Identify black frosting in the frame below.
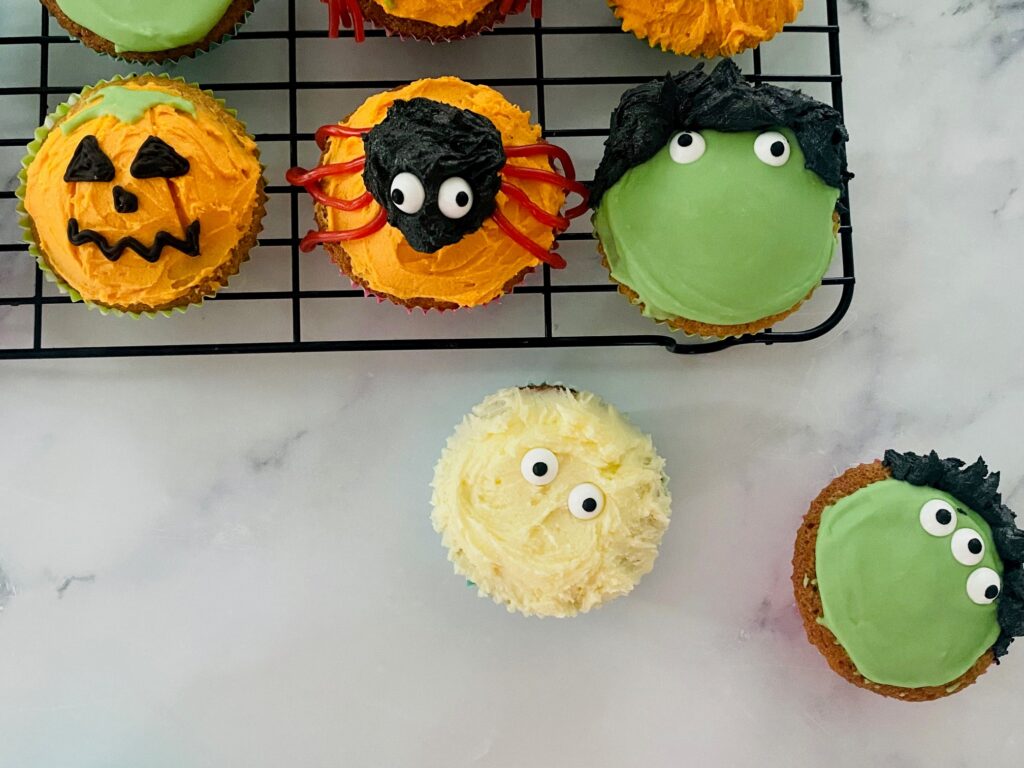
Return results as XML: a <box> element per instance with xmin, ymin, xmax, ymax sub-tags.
<box><xmin>883</xmin><ymin>449</ymin><xmax>1024</xmax><ymax>660</ymax></box>
<box><xmin>67</xmin><ymin>218</ymin><xmax>200</xmax><ymax>263</ymax></box>
<box><xmin>362</xmin><ymin>98</ymin><xmax>505</xmax><ymax>253</ymax></box>
<box><xmin>64</xmin><ymin>135</ymin><xmax>115</xmax><ymax>183</ymax></box>
<box><xmin>589</xmin><ymin>60</ymin><xmax>851</xmax><ymax>206</ymax></box>
<box><xmin>130</xmin><ymin>136</ymin><xmax>190</xmax><ymax>179</ymax></box>
<box><xmin>112</xmin><ymin>185</ymin><xmax>139</xmax><ymax>214</ymax></box>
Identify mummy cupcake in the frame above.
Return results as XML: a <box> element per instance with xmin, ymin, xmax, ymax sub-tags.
<box><xmin>431</xmin><ymin>386</ymin><xmax>672</xmax><ymax>617</ymax></box>
<box><xmin>609</xmin><ymin>0</ymin><xmax>803</xmax><ymax>58</ymax></box>
<box><xmin>287</xmin><ymin>77</ymin><xmax>587</xmax><ymax>311</ymax></box>
<box><xmin>323</xmin><ymin>0</ymin><xmax>540</xmax><ymax>42</ymax></box>
<box><xmin>591</xmin><ymin>61</ymin><xmax>850</xmax><ymax>338</ymax></box>
<box><xmin>793</xmin><ymin>450</ymin><xmax>1024</xmax><ymax>701</ymax></box>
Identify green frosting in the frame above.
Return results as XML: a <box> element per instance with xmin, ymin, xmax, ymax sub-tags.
<box><xmin>55</xmin><ymin>0</ymin><xmax>233</xmax><ymax>53</ymax></box>
<box><xmin>593</xmin><ymin>129</ymin><xmax>839</xmax><ymax>327</ymax></box>
<box><xmin>61</xmin><ymin>86</ymin><xmax>196</xmax><ymax>135</ymax></box>
<box><xmin>816</xmin><ymin>478</ymin><xmax>1003</xmax><ymax>688</ymax></box>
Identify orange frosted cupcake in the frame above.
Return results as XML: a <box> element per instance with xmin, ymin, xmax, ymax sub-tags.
<box><xmin>609</xmin><ymin>0</ymin><xmax>803</xmax><ymax>57</ymax></box>
<box><xmin>287</xmin><ymin>77</ymin><xmax>587</xmax><ymax>311</ymax></box>
<box><xmin>323</xmin><ymin>0</ymin><xmax>540</xmax><ymax>42</ymax></box>
<box><xmin>18</xmin><ymin>75</ymin><xmax>265</xmax><ymax>315</ymax></box>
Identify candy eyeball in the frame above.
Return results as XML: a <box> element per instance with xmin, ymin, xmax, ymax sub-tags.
<box><xmin>951</xmin><ymin>528</ymin><xmax>985</xmax><ymax>566</ymax></box>
<box><xmin>920</xmin><ymin>498</ymin><xmax>957</xmax><ymax>537</ymax></box>
<box><xmin>966</xmin><ymin>567</ymin><xmax>1001</xmax><ymax>605</ymax></box>
<box><xmin>390</xmin><ymin>172</ymin><xmax>425</xmax><ymax>214</ymax></box>
<box><xmin>668</xmin><ymin>131</ymin><xmax>706</xmax><ymax>165</ymax></box>
<box><xmin>521</xmin><ymin>448</ymin><xmax>558</xmax><ymax>486</ymax></box>
<box><xmin>754</xmin><ymin>131</ymin><xmax>791</xmax><ymax>167</ymax></box>
<box><xmin>438</xmin><ymin>177</ymin><xmax>474</xmax><ymax>219</ymax></box>
<box><xmin>568</xmin><ymin>483</ymin><xmax>605</xmax><ymax>520</ymax></box>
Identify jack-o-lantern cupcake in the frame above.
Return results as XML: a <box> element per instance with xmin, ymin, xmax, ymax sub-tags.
<box><xmin>323</xmin><ymin>0</ymin><xmax>539</xmax><ymax>42</ymax></box>
<box><xmin>609</xmin><ymin>0</ymin><xmax>803</xmax><ymax>58</ymax></box>
<box><xmin>287</xmin><ymin>77</ymin><xmax>587</xmax><ymax>311</ymax></box>
<box><xmin>41</xmin><ymin>0</ymin><xmax>256</xmax><ymax>63</ymax></box>
<box><xmin>432</xmin><ymin>386</ymin><xmax>672</xmax><ymax>617</ymax></box>
<box><xmin>18</xmin><ymin>75</ymin><xmax>266</xmax><ymax>315</ymax></box>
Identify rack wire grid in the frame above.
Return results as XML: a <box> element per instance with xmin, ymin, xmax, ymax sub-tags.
<box><xmin>0</xmin><ymin>0</ymin><xmax>854</xmax><ymax>360</ymax></box>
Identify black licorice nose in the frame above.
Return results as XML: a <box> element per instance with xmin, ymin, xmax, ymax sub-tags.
<box><xmin>113</xmin><ymin>185</ymin><xmax>139</xmax><ymax>214</ymax></box>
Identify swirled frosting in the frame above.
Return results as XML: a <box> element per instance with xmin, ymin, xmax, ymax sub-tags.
<box><xmin>431</xmin><ymin>386</ymin><xmax>672</xmax><ymax>617</ymax></box>
<box><xmin>609</xmin><ymin>0</ymin><xmax>803</xmax><ymax>58</ymax></box>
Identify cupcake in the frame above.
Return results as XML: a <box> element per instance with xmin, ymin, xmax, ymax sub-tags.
<box><xmin>19</xmin><ymin>75</ymin><xmax>266</xmax><ymax>315</ymax></box>
<box><xmin>609</xmin><ymin>0</ymin><xmax>803</xmax><ymax>58</ymax></box>
<box><xmin>431</xmin><ymin>386</ymin><xmax>672</xmax><ymax>617</ymax></box>
<box><xmin>590</xmin><ymin>61</ymin><xmax>850</xmax><ymax>338</ymax></box>
<box><xmin>41</xmin><ymin>0</ymin><xmax>256</xmax><ymax>63</ymax></box>
<box><xmin>792</xmin><ymin>450</ymin><xmax>1024</xmax><ymax>701</ymax></box>
<box><xmin>323</xmin><ymin>0</ymin><xmax>539</xmax><ymax>42</ymax></box>
<box><xmin>287</xmin><ymin>77</ymin><xmax>588</xmax><ymax>311</ymax></box>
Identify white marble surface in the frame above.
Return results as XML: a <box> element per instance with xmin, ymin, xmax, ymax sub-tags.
<box><xmin>2</xmin><ymin>1</ymin><xmax>1024</xmax><ymax>765</ymax></box>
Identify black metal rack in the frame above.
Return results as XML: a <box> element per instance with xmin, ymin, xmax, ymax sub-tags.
<box><xmin>0</xmin><ymin>0</ymin><xmax>853</xmax><ymax>359</ymax></box>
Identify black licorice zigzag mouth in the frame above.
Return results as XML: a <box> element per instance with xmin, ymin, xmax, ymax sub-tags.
<box><xmin>67</xmin><ymin>217</ymin><xmax>201</xmax><ymax>263</ymax></box>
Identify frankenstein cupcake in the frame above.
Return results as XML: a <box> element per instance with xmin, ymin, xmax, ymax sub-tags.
<box><xmin>432</xmin><ymin>386</ymin><xmax>672</xmax><ymax>617</ymax></box>
<box><xmin>41</xmin><ymin>0</ymin><xmax>256</xmax><ymax>63</ymax></box>
<box><xmin>19</xmin><ymin>75</ymin><xmax>266</xmax><ymax>314</ymax></box>
<box><xmin>324</xmin><ymin>0</ymin><xmax>539</xmax><ymax>42</ymax></box>
<box><xmin>287</xmin><ymin>77</ymin><xmax>587</xmax><ymax>311</ymax></box>
<box><xmin>793</xmin><ymin>451</ymin><xmax>1024</xmax><ymax>701</ymax></box>
<box><xmin>591</xmin><ymin>61</ymin><xmax>850</xmax><ymax>338</ymax></box>
<box><xmin>609</xmin><ymin>0</ymin><xmax>803</xmax><ymax>58</ymax></box>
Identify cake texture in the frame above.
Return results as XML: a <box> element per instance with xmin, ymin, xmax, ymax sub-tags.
<box><xmin>19</xmin><ymin>75</ymin><xmax>266</xmax><ymax>315</ymax></box>
<box><xmin>287</xmin><ymin>77</ymin><xmax>587</xmax><ymax>311</ymax></box>
<box><xmin>590</xmin><ymin>61</ymin><xmax>850</xmax><ymax>338</ymax></box>
<box><xmin>325</xmin><ymin>0</ymin><xmax>539</xmax><ymax>42</ymax></box>
<box><xmin>431</xmin><ymin>386</ymin><xmax>672</xmax><ymax>617</ymax></box>
<box><xmin>609</xmin><ymin>0</ymin><xmax>803</xmax><ymax>57</ymax></box>
<box><xmin>41</xmin><ymin>0</ymin><xmax>255</xmax><ymax>63</ymax></box>
<box><xmin>792</xmin><ymin>450</ymin><xmax>1024</xmax><ymax>701</ymax></box>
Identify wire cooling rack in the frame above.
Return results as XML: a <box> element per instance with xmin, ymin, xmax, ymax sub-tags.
<box><xmin>0</xmin><ymin>0</ymin><xmax>853</xmax><ymax>359</ymax></box>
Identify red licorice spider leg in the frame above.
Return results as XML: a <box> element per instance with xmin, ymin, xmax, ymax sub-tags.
<box><xmin>323</xmin><ymin>0</ymin><xmax>366</xmax><ymax>41</ymax></box>
<box><xmin>298</xmin><ymin>207</ymin><xmax>388</xmax><ymax>253</ymax></box>
<box><xmin>503</xmin><ymin>143</ymin><xmax>590</xmax><ymax>219</ymax></box>
<box><xmin>315</xmin><ymin>123</ymin><xmax>372</xmax><ymax>151</ymax></box>
<box><xmin>493</xmin><ymin>209</ymin><xmax>567</xmax><ymax>269</ymax></box>
<box><xmin>285</xmin><ymin>157</ymin><xmax>373</xmax><ymax>211</ymax></box>
<box><xmin>500</xmin><ymin>0</ymin><xmax>541</xmax><ymax>18</ymax></box>
<box><xmin>500</xmin><ymin>182</ymin><xmax>569</xmax><ymax>230</ymax></box>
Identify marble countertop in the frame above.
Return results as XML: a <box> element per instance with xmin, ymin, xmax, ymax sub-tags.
<box><xmin>2</xmin><ymin>1</ymin><xmax>1023</xmax><ymax>766</ymax></box>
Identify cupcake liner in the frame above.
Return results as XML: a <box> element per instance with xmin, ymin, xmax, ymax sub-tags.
<box><xmin>17</xmin><ymin>74</ymin><xmax>267</xmax><ymax>319</ymax></box>
<box><xmin>44</xmin><ymin>0</ymin><xmax>260</xmax><ymax>65</ymax></box>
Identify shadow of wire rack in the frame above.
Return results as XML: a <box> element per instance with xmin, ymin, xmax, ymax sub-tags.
<box><xmin>0</xmin><ymin>0</ymin><xmax>853</xmax><ymax>360</ymax></box>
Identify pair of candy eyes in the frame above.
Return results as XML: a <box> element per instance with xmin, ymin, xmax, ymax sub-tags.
<box><xmin>519</xmin><ymin>448</ymin><xmax>605</xmax><ymax>520</ymax></box>
<box><xmin>669</xmin><ymin>130</ymin><xmax>792</xmax><ymax>167</ymax></box>
<box><xmin>390</xmin><ymin>173</ymin><xmax>473</xmax><ymax>219</ymax></box>
<box><xmin>920</xmin><ymin>499</ymin><xmax>1002</xmax><ymax>605</ymax></box>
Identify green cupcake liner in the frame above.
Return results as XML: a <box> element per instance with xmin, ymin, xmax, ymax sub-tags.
<box><xmin>16</xmin><ymin>73</ymin><xmax>266</xmax><ymax>319</ymax></box>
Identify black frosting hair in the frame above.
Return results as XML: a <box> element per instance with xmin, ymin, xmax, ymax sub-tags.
<box><xmin>883</xmin><ymin>449</ymin><xmax>1024</xmax><ymax>660</ymax></box>
<box><xmin>589</xmin><ymin>60</ymin><xmax>851</xmax><ymax>207</ymax></box>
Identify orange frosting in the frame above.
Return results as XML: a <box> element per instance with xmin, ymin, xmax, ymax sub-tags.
<box><xmin>319</xmin><ymin>77</ymin><xmax>565</xmax><ymax>308</ymax></box>
<box><xmin>609</xmin><ymin>0</ymin><xmax>804</xmax><ymax>57</ymax></box>
<box><xmin>372</xmin><ymin>0</ymin><xmax>493</xmax><ymax>27</ymax></box>
<box><xmin>24</xmin><ymin>77</ymin><xmax>261</xmax><ymax>311</ymax></box>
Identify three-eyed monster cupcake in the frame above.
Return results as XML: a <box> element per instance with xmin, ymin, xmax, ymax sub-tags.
<box><xmin>793</xmin><ymin>450</ymin><xmax>1024</xmax><ymax>701</ymax></box>
<box><xmin>287</xmin><ymin>77</ymin><xmax>588</xmax><ymax>311</ymax></box>
<box><xmin>41</xmin><ymin>0</ymin><xmax>256</xmax><ymax>63</ymax></box>
<box><xmin>609</xmin><ymin>0</ymin><xmax>803</xmax><ymax>58</ymax></box>
<box><xmin>590</xmin><ymin>61</ymin><xmax>850</xmax><ymax>338</ymax></box>
<box><xmin>323</xmin><ymin>0</ymin><xmax>540</xmax><ymax>42</ymax></box>
<box><xmin>431</xmin><ymin>386</ymin><xmax>672</xmax><ymax>617</ymax></box>
<box><xmin>19</xmin><ymin>75</ymin><xmax>266</xmax><ymax>314</ymax></box>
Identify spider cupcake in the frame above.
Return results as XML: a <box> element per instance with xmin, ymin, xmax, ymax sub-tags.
<box><xmin>287</xmin><ymin>77</ymin><xmax>587</xmax><ymax>311</ymax></box>
<box><xmin>322</xmin><ymin>0</ymin><xmax>540</xmax><ymax>42</ymax></box>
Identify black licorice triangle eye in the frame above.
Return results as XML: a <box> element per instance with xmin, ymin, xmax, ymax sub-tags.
<box><xmin>64</xmin><ymin>135</ymin><xmax>115</xmax><ymax>182</ymax></box>
<box><xmin>130</xmin><ymin>136</ymin><xmax>190</xmax><ymax>179</ymax></box>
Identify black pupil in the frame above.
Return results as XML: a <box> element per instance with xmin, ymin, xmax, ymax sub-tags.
<box><xmin>677</xmin><ymin>133</ymin><xmax>694</xmax><ymax>147</ymax></box>
<box><xmin>455</xmin><ymin>191</ymin><xmax>470</xmax><ymax>207</ymax></box>
<box><xmin>392</xmin><ymin>188</ymin><xmax>405</xmax><ymax>205</ymax></box>
<box><xmin>968</xmin><ymin>538</ymin><xmax>983</xmax><ymax>555</ymax></box>
<box><xmin>770</xmin><ymin>141</ymin><xmax>786</xmax><ymax>157</ymax></box>
<box><xmin>532</xmin><ymin>462</ymin><xmax>548</xmax><ymax>477</ymax></box>
<box><xmin>935</xmin><ymin>509</ymin><xmax>952</xmax><ymax>526</ymax></box>
<box><xmin>582</xmin><ymin>497</ymin><xmax>598</xmax><ymax>513</ymax></box>
<box><xmin>985</xmin><ymin>585</ymin><xmax>1000</xmax><ymax>600</ymax></box>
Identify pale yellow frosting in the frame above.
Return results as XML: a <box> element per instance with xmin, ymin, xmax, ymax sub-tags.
<box><xmin>431</xmin><ymin>387</ymin><xmax>672</xmax><ymax>617</ymax></box>
<box><xmin>373</xmin><ymin>0</ymin><xmax>493</xmax><ymax>27</ymax></box>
